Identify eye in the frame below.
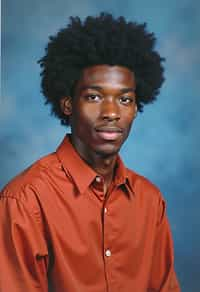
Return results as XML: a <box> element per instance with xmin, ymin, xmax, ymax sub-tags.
<box><xmin>119</xmin><ymin>96</ymin><xmax>134</xmax><ymax>105</ymax></box>
<box><xmin>84</xmin><ymin>94</ymin><xmax>101</xmax><ymax>102</ymax></box>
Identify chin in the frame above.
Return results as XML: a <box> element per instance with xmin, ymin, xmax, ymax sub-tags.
<box><xmin>94</xmin><ymin>144</ymin><xmax>121</xmax><ymax>157</ymax></box>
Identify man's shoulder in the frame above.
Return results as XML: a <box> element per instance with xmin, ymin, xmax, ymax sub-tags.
<box><xmin>126</xmin><ymin>167</ymin><xmax>163</xmax><ymax>200</ymax></box>
<box><xmin>0</xmin><ymin>152</ymin><xmax>60</xmax><ymax>200</ymax></box>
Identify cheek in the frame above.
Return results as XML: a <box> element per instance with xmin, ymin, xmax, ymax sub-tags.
<box><xmin>122</xmin><ymin>110</ymin><xmax>135</xmax><ymax>125</ymax></box>
<box><xmin>120</xmin><ymin>111</ymin><xmax>136</xmax><ymax>137</ymax></box>
<box><xmin>73</xmin><ymin>105</ymin><xmax>98</xmax><ymax>130</ymax></box>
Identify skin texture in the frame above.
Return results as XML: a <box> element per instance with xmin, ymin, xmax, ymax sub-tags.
<box><xmin>60</xmin><ymin>65</ymin><xmax>137</xmax><ymax>192</ymax></box>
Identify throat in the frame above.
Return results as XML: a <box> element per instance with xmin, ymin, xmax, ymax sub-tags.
<box><xmin>88</xmin><ymin>154</ymin><xmax>116</xmax><ymax>175</ymax></box>
<box><xmin>69</xmin><ymin>134</ymin><xmax>117</xmax><ymax>190</ymax></box>
<box><xmin>91</xmin><ymin>156</ymin><xmax>117</xmax><ymax>193</ymax></box>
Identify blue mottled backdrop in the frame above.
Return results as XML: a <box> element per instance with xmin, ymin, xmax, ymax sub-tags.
<box><xmin>1</xmin><ymin>0</ymin><xmax>200</xmax><ymax>291</ymax></box>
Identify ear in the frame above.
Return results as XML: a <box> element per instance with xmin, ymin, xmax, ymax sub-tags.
<box><xmin>134</xmin><ymin>104</ymin><xmax>138</xmax><ymax>118</ymax></box>
<box><xmin>60</xmin><ymin>96</ymin><xmax>72</xmax><ymax>116</ymax></box>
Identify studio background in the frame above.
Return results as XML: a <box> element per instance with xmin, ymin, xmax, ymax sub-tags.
<box><xmin>1</xmin><ymin>0</ymin><xmax>200</xmax><ymax>291</ymax></box>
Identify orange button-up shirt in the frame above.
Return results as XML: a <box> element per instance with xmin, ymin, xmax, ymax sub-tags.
<box><xmin>0</xmin><ymin>135</ymin><xmax>180</xmax><ymax>292</ymax></box>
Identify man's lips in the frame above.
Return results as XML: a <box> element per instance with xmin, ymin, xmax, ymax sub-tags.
<box><xmin>95</xmin><ymin>126</ymin><xmax>123</xmax><ymax>141</ymax></box>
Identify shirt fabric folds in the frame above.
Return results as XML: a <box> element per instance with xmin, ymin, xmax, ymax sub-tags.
<box><xmin>0</xmin><ymin>135</ymin><xmax>180</xmax><ymax>292</ymax></box>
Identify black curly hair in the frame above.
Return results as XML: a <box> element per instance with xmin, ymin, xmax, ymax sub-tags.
<box><xmin>38</xmin><ymin>12</ymin><xmax>165</xmax><ymax>126</ymax></box>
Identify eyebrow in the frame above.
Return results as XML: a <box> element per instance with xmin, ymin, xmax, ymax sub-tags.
<box><xmin>80</xmin><ymin>85</ymin><xmax>136</xmax><ymax>93</ymax></box>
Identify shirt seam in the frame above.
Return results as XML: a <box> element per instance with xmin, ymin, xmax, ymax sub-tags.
<box><xmin>1</xmin><ymin>188</ymin><xmax>43</xmax><ymax>229</ymax></box>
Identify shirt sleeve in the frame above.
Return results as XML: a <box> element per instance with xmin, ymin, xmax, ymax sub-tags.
<box><xmin>148</xmin><ymin>195</ymin><xmax>181</xmax><ymax>292</ymax></box>
<box><xmin>0</xmin><ymin>188</ymin><xmax>49</xmax><ymax>292</ymax></box>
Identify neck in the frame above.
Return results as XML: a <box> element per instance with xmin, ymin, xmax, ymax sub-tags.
<box><xmin>85</xmin><ymin>154</ymin><xmax>118</xmax><ymax>194</ymax></box>
<box><xmin>89</xmin><ymin>154</ymin><xmax>117</xmax><ymax>180</ymax></box>
<box><xmin>69</xmin><ymin>135</ymin><xmax>118</xmax><ymax>192</ymax></box>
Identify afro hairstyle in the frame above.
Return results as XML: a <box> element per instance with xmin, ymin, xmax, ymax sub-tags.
<box><xmin>38</xmin><ymin>12</ymin><xmax>165</xmax><ymax>126</ymax></box>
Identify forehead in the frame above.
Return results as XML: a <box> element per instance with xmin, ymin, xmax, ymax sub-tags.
<box><xmin>76</xmin><ymin>65</ymin><xmax>136</xmax><ymax>90</ymax></box>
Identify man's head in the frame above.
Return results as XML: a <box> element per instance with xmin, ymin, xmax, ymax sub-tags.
<box><xmin>38</xmin><ymin>12</ymin><xmax>165</xmax><ymax>127</ymax></box>
<box><xmin>60</xmin><ymin>64</ymin><xmax>137</xmax><ymax>157</ymax></box>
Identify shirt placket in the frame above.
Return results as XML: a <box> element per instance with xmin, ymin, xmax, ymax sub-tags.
<box><xmin>102</xmin><ymin>182</ymin><xmax>117</xmax><ymax>292</ymax></box>
<box><xmin>92</xmin><ymin>176</ymin><xmax>119</xmax><ymax>292</ymax></box>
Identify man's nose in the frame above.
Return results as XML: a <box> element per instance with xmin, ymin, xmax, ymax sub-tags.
<box><xmin>100</xmin><ymin>98</ymin><xmax>120</xmax><ymax>121</ymax></box>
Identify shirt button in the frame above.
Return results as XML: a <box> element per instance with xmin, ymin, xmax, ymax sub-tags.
<box><xmin>95</xmin><ymin>176</ymin><xmax>101</xmax><ymax>183</ymax></box>
<box><xmin>105</xmin><ymin>249</ymin><xmax>111</xmax><ymax>257</ymax></box>
<box><xmin>104</xmin><ymin>207</ymin><xmax>108</xmax><ymax>214</ymax></box>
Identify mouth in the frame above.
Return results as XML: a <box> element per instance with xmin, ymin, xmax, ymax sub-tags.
<box><xmin>95</xmin><ymin>126</ymin><xmax>123</xmax><ymax>141</ymax></box>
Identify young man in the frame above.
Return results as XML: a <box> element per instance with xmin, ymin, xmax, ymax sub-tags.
<box><xmin>0</xmin><ymin>13</ymin><xmax>180</xmax><ymax>292</ymax></box>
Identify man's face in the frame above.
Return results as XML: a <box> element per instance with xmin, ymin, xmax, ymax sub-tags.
<box><xmin>64</xmin><ymin>65</ymin><xmax>137</xmax><ymax>159</ymax></box>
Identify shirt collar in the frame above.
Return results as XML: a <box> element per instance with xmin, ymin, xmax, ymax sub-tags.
<box><xmin>56</xmin><ymin>135</ymin><xmax>135</xmax><ymax>197</ymax></box>
<box><xmin>56</xmin><ymin>135</ymin><xmax>97</xmax><ymax>194</ymax></box>
<box><xmin>114</xmin><ymin>156</ymin><xmax>135</xmax><ymax>197</ymax></box>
